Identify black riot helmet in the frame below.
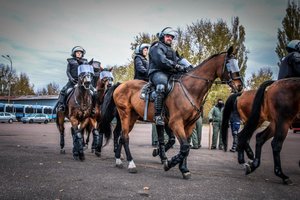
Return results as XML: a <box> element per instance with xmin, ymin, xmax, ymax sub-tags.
<box><xmin>71</xmin><ymin>46</ymin><xmax>86</xmax><ymax>57</ymax></box>
<box><xmin>157</xmin><ymin>27</ymin><xmax>177</xmax><ymax>42</ymax></box>
<box><xmin>134</xmin><ymin>43</ymin><xmax>150</xmax><ymax>55</ymax></box>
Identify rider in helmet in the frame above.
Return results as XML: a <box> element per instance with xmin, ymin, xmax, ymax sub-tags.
<box><xmin>278</xmin><ymin>40</ymin><xmax>300</xmax><ymax>80</ymax></box>
<box><xmin>56</xmin><ymin>46</ymin><xmax>88</xmax><ymax>111</ymax></box>
<box><xmin>134</xmin><ymin>43</ymin><xmax>150</xmax><ymax>81</ymax></box>
<box><xmin>148</xmin><ymin>27</ymin><xmax>193</xmax><ymax>125</ymax></box>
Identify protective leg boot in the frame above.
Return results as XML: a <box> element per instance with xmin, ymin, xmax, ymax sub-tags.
<box><xmin>154</xmin><ymin>85</ymin><xmax>165</xmax><ymax>126</ymax></box>
<box><xmin>230</xmin><ymin>134</ymin><xmax>238</xmax><ymax>152</ymax></box>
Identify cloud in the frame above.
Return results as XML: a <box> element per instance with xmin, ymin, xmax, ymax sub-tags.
<box><xmin>0</xmin><ymin>0</ymin><xmax>289</xmax><ymax>89</ymax></box>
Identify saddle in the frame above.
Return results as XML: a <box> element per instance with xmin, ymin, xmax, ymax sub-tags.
<box><xmin>140</xmin><ymin>75</ymin><xmax>179</xmax><ymax>120</ymax></box>
<box><xmin>65</xmin><ymin>86</ymin><xmax>95</xmax><ymax>105</ymax></box>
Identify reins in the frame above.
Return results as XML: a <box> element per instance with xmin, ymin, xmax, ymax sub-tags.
<box><xmin>174</xmin><ymin>52</ymin><xmax>232</xmax><ymax>114</ymax></box>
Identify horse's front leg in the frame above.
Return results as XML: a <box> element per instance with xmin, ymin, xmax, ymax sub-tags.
<box><xmin>156</xmin><ymin>125</ymin><xmax>168</xmax><ymax>164</ymax></box>
<box><xmin>245</xmin><ymin>127</ymin><xmax>271</xmax><ymax>175</ymax></box>
<box><xmin>164</xmin><ymin>141</ymin><xmax>191</xmax><ymax>179</ymax></box>
<box><xmin>70</xmin><ymin>117</ymin><xmax>85</xmax><ymax>161</ymax></box>
<box><xmin>163</xmin><ymin>121</ymin><xmax>191</xmax><ymax>179</ymax></box>
<box><xmin>88</xmin><ymin>118</ymin><xmax>101</xmax><ymax>157</ymax></box>
<box><xmin>152</xmin><ymin>124</ymin><xmax>175</xmax><ymax>158</ymax></box>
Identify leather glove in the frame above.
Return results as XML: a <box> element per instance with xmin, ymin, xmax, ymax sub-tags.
<box><xmin>209</xmin><ymin>118</ymin><xmax>213</xmax><ymax>123</ymax></box>
<box><xmin>175</xmin><ymin>64</ymin><xmax>186</xmax><ymax>72</ymax></box>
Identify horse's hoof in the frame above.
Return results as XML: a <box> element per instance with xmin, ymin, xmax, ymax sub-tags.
<box><xmin>73</xmin><ymin>155</ymin><xmax>79</xmax><ymax>160</ymax></box>
<box><xmin>182</xmin><ymin>172</ymin><xmax>191</xmax><ymax>180</ymax></box>
<box><xmin>79</xmin><ymin>152</ymin><xmax>85</xmax><ymax>161</ymax></box>
<box><xmin>244</xmin><ymin>163</ymin><xmax>252</xmax><ymax>175</ymax></box>
<box><xmin>60</xmin><ymin>149</ymin><xmax>65</xmax><ymax>154</ymax></box>
<box><xmin>128</xmin><ymin>167</ymin><xmax>137</xmax><ymax>173</ymax></box>
<box><xmin>95</xmin><ymin>151</ymin><xmax>101</xmax><ymax>157</ymax></box>
<box><xmin>116</xmin><ymin>163</ymin><xmax>123</xmax><ymax>168</ymax></box>
<box><xmin>164</xmin><ymin>161</ymin><xmax>170</xmax><ymax>171</ymax></box>
<box><xmin>152</xmin><ymin>148</ymin><xmax>159</xmax><ymax>157</ymax></box>
<box><xmin>283</xmin><ymin>178</ymin><xmax>293</xmax><ymax>185</ymax></box>
<box><xmin>79</xmin><ymin>155</ymin><xmax>85</xmax><ymax>161</ymax></box>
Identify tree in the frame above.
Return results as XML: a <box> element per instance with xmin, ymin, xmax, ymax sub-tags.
<box><xmin>246</xmin><ymin>67</ymin><xmax>273</xmax><ymax>89</ymax></box>
<box><xmin>0</xmin><ymin>64</ymin><xmax>18</xmax><ymax>96</ymax></box>
<box><xmin>12</xmin><ymin>72</ymin><xmax>35</xmax><ymax>95</ymax></box>
<box><xmin>36</xmin><ymin>82</ymin><xmax>60</xmax><ymax>95</ymax></box>
<box><xmin>47</xmin><ymin>82</ymin><xmax>60</xmax><ymax>95</ymax></box>
<box><xmin>276</xmin><ymin>1</ymin><xmax>300</xmax><ymax>60</ymax></box>
<box><xmin>186</xmin><ymin>17</ymin><xmax>247</xmax><ymax>76</ymax></box>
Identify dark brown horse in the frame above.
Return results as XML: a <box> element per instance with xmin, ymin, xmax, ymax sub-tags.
<box><xmin>222</xmin><ymin>78</ymin><xmax>300</xmax><ymax>184</ymax></box>
<box><xmin>85</xmin><ymin>67</ymin><xmax>114</xmax><ymax>154</ymax></box>
<box><xmin>101</xmin><ymin>46</ymin><xmax>243</xmax><ymax>179</ymax></box>
<box><xmin>56</xmin><ymin>64</ymin><xmax>100</xmax><ymax>160</ymax></box>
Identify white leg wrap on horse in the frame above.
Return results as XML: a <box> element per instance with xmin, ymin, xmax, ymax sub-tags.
<box><xmin>128</xmin><ymin>160</ymin><xmax>136</xmax><ymax>169</ymax></box>
<box><xmin>116</xmin><ymin>158</ymin><xmax>122</xmax><ymax>165</ymax></box>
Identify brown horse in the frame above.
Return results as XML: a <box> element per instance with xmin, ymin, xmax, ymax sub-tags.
<box><xmin>56</xmin><ymin>64</ymin><xmax>100</xmax><ymax>160</ymax></box>
<box><xmin>100</xmin><ymin>46</ymin><xmax>243</xmax><ymax>179</ymax></box>
<box><xmin>222</xmin><ymin>78</ymin><xmax>300</xmax><ymax>184</ymax></box>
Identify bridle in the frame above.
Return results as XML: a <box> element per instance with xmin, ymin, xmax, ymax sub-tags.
<box><xmin>174</xmin><ymin>52</ymin><xmax>243</xmax><ymax>115</ymax></box>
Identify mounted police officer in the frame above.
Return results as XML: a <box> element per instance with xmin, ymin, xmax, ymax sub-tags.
<box><xmin>278</xmin><ymin>40</ymin><xmax>300</xmax><ymax>80</ymax></box>
<box><xmin>134</xmin><ymin>43</ymin><xmax>150</xmax><ymax>81</ymax></box>
<box><xmin>57</xmin><ymin>46</ymin><xmax>88</xmax><ymax>111</ymax></box>
<box><xmin>148</xmin><ymin>27</ymin><xmax>193</xmax><ymax>126</ymax></box>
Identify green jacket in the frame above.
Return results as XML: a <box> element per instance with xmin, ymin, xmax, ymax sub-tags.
<box><xmin>208</xmin><ymin>106</ymin><xmax>224</xmax><ymax>122</ymax></box>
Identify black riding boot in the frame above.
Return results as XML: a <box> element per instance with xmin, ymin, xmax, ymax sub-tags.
<box><xmin>154</xmin><ymin>91</ymin><xmax>165</xmax><ymax>126</ymax></box>
<box><xmin>57</xmin><ymin>92</ymin><xmax>66</xmax><ymax>112</ymax></box>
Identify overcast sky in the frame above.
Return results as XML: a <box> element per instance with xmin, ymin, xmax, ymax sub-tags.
<box><xmin>0</xmin><ymin>0</ymin><xmax>289</xmax><ymax>90</ymax></box>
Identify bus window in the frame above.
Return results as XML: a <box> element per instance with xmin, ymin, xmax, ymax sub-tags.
<box><xmin>5</xmin><ymin>104</ymin><xmax>13</xmax><ymax>113</ymax></box>
<box><xmin>25</xmin><ymin>105</ymin><xmax>34</xmax><ymax>116</ymax></box>
<box><xmin>0</xmin><ymin>103</ymin><xmax>4</xmax><ymax>112</ymax></box>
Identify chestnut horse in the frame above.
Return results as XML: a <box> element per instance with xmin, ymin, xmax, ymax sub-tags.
<box><xmin>222</xmin><ymin>78</ymin><xmax>300</xmax><ymax>184</ymax></box>
<box><xmin>101</xmin><ymin>46</ymin><xmax>243</xmax><ymax>179</ymax></box>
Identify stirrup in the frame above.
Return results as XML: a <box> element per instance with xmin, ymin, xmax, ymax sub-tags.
<box><xmin>154</xmin><ymin>116</ymin><xmax>164</xmax><ymax>126</ymax></box>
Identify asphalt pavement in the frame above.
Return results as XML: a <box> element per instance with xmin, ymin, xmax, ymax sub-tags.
<box><xmin>0</xmin><ymin>122</ymin><xmax>299</xmax><ymax>200</ymax></box>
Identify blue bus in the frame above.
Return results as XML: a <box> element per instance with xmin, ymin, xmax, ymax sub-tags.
<box><xmin>0</xmin><ymin>103</ymin><xmax>14</xmax><ymax>113</ymax></box>
<box><xmin>0</xmin><ymin>103</ymin><xmax>56</xmax><ymax>121</ymax></box>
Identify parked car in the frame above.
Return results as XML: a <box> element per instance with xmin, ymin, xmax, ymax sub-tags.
<box><xmin>21</xmin><ymin>113</ymin><xmax>49</xmax><ymax>124</ymax></box>
<box><xmin>0</xmin><ymin>112</ymin><xmax>17</xmax><ymax>123</ymax></box>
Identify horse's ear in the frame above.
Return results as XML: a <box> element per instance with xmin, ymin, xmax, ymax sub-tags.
<box><xmin>88</xmin><ymin>59</ymin><xmax>94</xmax><ymax>65</ymax></box>
<box><xmin>227</xmin><ymin>46</ymin><xmax>234</xmax><ymax>55</ymax></box>
<box><xmin>109</xmin><ymin>67</ymin><xmax>113</xmax><ymax>72</ymax></box>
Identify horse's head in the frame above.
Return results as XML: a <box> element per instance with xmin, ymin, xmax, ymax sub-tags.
<box><xmin>78</xmin><ymin>64</ymin><xmax>94</xmax><ymax>90</ymax></box>
<box><xmin>97</xmin><ymin>67</ymin><xmax>114</xmax><ymax>91</ymax></box>
<box><xmin>218</xmin><ymin>46</ymin><xmax>244</xmax><ymax>93</ymax></box>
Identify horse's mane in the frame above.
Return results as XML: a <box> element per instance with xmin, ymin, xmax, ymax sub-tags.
<box><xmin>189</xmin><ymin>52</ymin><xmax>226</xmax><ymax>72</ymax></box>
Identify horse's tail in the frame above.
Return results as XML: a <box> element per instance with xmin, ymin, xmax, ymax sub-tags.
<box><xmin>221</xmin><ymin>92</ymin><xmax>242</xmax><ymax>151</ymax></box>
<box><xmin>238</xmin><ymin>80</ymin><xmax>275</xmax><ymax>148</ymax></box>
<box><xmin>99</xmin><ymin>82</ymin><xmax>121</xmax><ymax>144</ymax></box>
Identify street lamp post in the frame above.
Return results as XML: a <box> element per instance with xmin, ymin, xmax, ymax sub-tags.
<box><xmin>2</xmin><ymin>55</ymin><xmax>13</xmax><ymax>104</ymax></box>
